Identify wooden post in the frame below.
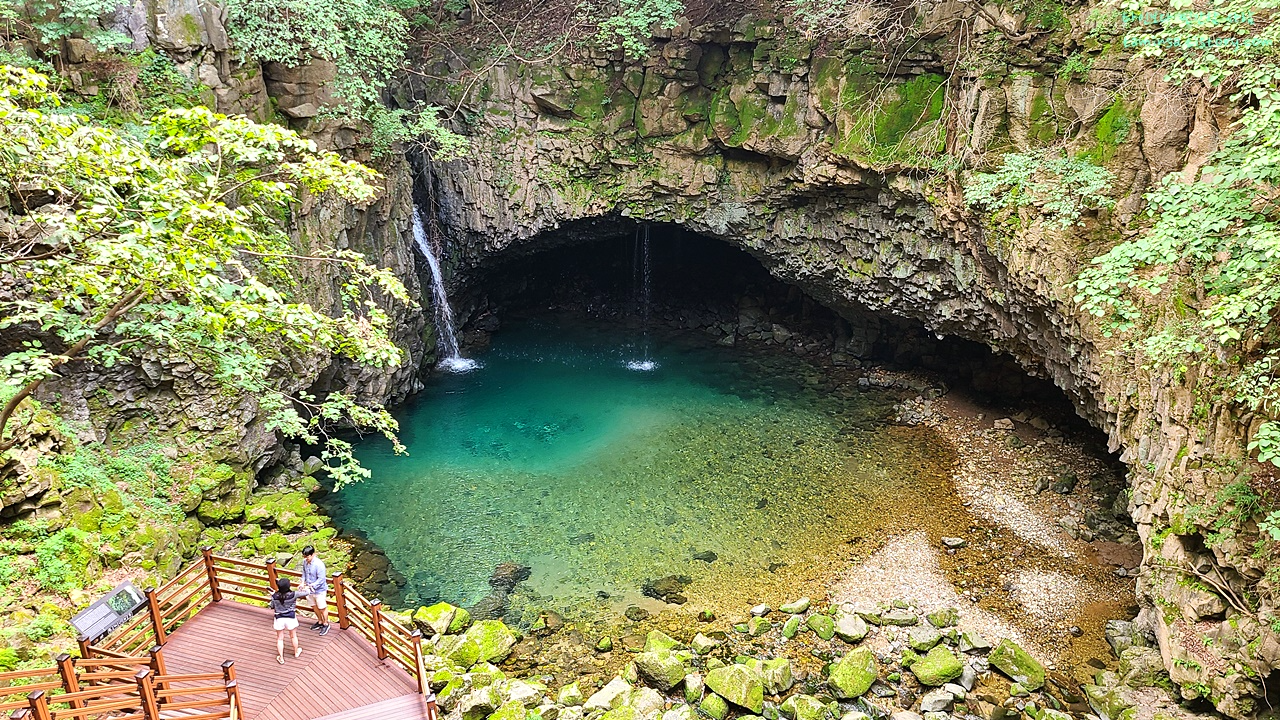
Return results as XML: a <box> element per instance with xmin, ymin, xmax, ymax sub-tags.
<box><xmin>145</xmin><ymin>588</ymin><xmax>166</xmax><ymax>646</ymax></box>
<box><xmin>136</xmin><ymin>668</ymin><xmax>160</xmax><ymax>720</ymax></box>
<box><xmin>226</xmin><ymin>680</ymin><xmax>244</xmax><ymax>720</ymax></box>
<box><xmin>332</xmin><ymin>573</ymin><xmax>349</xmax><ymax>630</ymax></box>
<box><xmin>55</xmin><ymin>654</ymin><xmax>82</xmax><ymax>708</ymax></box>
<box><xmin>265</xmin><ymin>558</ymin><xmax>279</xmax><ymax>592</ymax></box>
<box><xmin>202</xmin><ymin>547</ymin><xmax>222</xmax><ymax>602</ymax></box>
<box><xmin>76</xmin><ymin>635</ymin><xmax>92</xmax><ymax>660</ymax></box>
<box><xmin>370</xmin><ymin>599</ymin><xmax>387</xmax><ymax>659</ymax></box>
<box><xmin>150</xmin><ymin>645</ymin><xmax>168</xmax><ymax>707</ymax></box>
<box><xmin>425</xmin><ymin>692</ymin><xmax>439</xmax><ymax>720</ymax></box>
<box><xmin>11</xmin><ymin>709</ymin><xmax>32</xmax><ymax>719</ymax></box>
<box><xmin>25</xmin><ymin>691</ymin><xmax>52</xmax><ymax>720</ymax></box>
<box><xmin>221</xmin><ymin>660</ymin><xmax>236</xmax><ymax>684</ymax></box>
<box><xmin>410</xmin><ymin>629</ymin><xmax>426</xmax><ymax>694</ymax></box>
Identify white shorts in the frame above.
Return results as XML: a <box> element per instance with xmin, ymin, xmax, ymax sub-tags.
<box><xmin>274</xmin><ymin>617</ymin><xmax>299</xmax><ymax>631</ymax></box>
<box><xmin>304</xmin><ymin>591</ymin><xmax>328</xmax><ymax>610</ymax></box>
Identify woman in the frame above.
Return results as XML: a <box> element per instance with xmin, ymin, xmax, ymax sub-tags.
<box><xmin>269</xmin><ymin>577</ymin><xmax>303</xmax><ymax>664</ymax></box>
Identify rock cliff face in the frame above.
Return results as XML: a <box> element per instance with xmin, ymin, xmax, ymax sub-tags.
<box><xmin>401</xmin><ymin>11</ymin><xmax>1278</xmax><ymax>717</ymax></box>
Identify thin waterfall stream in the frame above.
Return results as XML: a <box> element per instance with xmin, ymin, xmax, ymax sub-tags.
<box><xmin>626</xmin><ymin>223</ymin><xmax>657</xmax><ymax>372</ymax></box>
<box><xmin>411</xmin><ymin>206</ymin><xmax>479</xmax><ymax>373</ymax></box>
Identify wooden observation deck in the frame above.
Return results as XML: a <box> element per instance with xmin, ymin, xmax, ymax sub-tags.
<box><xmin>2</xmin><ymin>550</ymin><xmax>435</xmax><ymax>720</ymax></box>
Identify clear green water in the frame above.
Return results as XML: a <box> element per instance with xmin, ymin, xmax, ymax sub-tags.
<box><xmin>331</xmin><ymin>317</ymin><xmax>950</xmax><ymax>620</ymax></box>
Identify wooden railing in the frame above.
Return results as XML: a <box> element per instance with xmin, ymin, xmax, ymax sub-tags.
<box><xmin>86</xmin><ymin>549</ymin><xmax>429</xmax><ymax>696</ymax></box>
<box><xmin>0</xmin><ymin>652</ymin><xmax>157</xmax><ymax>715</ymax></box>
<box><xmin>3</xmin><ymin>658</ymin><xmax>241</xmax><ymax>720</ymax></box>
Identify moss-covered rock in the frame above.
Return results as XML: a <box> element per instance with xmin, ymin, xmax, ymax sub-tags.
<box><xmin>926</xmin><ymin>608</ymin><xmax>959</xmax><ymax>628</ymax></box>
<box><xmin>806</xmin><ymin>613</ymin><xmax>835</xmax><ymax>640</ymax></box>
<box><xmin>780</xmin><ymin>694</ymin><xmax>831</xmax><ymax>720</ymax></box>
<box><xmin>828</xmin><ymin>647</ymin><xmax>877</xmax><ymax>699</ymax></box>
<box><xmin>704</xmin><ymin>664</ymin><xmax>764</xmax><ymax>713</ymax></box>
<box><xmin>910</xmin><ymin>646</ymin><xmax>964</xmax><ymax>686</ymax></box>
<box><xmin>988</xmin><ymin>639</ymin><xmax>1044</xmax><ymax>690</ymax></box>
<box><xmin>464</xmin><ymin>620</ymin><xmax>518</xmax><ymax>664</ymax></box>
<box><xmin>558</xmin><ymin>682</ymin><xmax>585</xmax><ymax>706</ymax></box>
<box><xmin>489</xmin><ymin>700</ymin><xmax>528</xmax><ymax>720</ymax></box>
<box><xmin>644</xmin><ymin>629</ymin><xmax>680</xmax><ymax>652</ymax></box>
<box><xmin>699</xmin><ymin>693</ymin><xmax>729</xmax><ymax>720</ymax></box>
<box><xmin>635</xmin><ymin>649</ymin><xmax>687</xmax><ymax>691</ymax></box>
<box><xmin>415</xmin><ymin>601</ymin><xmax>460</xmax><ymax>635</ymax></box>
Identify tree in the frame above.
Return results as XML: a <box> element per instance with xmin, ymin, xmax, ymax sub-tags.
<box><xmin>0</xmin><ymin>65</ymin><xmax>409</xmax><ymax>489</ymax></box>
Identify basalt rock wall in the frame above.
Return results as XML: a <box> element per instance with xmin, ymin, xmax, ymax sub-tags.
<box><xmin>404</xmin><ymin>10</ymin><xmax>1278</xmax><ymax>717</ymax></box>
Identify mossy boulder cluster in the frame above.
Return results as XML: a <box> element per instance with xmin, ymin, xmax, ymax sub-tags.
<box><xmin>428</xmin><ymin>597</ymin><xmax>1126</xmax><ymax>720</ymax></box>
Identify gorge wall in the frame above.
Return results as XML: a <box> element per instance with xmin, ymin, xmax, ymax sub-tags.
<box><xmin>398</xmin><ymin>8</ymin><xmax>1278</xmax><ymax>718</ymax></box>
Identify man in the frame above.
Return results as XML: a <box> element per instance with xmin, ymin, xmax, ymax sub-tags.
<box><xmin>299</xmin><ymin>545</ymin><xmax>331</xmax><ymax>635</ymax></box>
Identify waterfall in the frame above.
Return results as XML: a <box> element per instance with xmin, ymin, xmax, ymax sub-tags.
<box><xmin>626</xmin><ymin>223</ymin><xmax>658</xmax><ymax>372</ymax></box>
<box><xmin>411</xmin><ymin>206</ymin><xmax>479</xmax><ymax>373</ymax></box>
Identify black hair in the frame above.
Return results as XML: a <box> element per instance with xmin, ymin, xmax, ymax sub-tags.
<box><xmin>302</xmin><ymin>545</ymin><xmax>316</xmax><ymax>557</ymax></box>
<box><xmin>274</xmin><ymin>577</ymin><xmax>292</xmax><ymax>602</ymax></box>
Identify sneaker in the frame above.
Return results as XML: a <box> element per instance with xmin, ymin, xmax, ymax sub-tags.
<box><xmin>318</xmin><ymin>624</ymin><xmax>330</xmax><ymax>636</ymax></box>
<box><xmin>309</xmin><ymin>622</ymin><xmax>323</xmax><ymax>631</ymax></box>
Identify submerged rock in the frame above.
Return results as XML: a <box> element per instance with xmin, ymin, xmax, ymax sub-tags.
<box><xmin>693</xmin><ymin>550</ymin><xmax>719</xmax><ymax>563</ymax></box>
<box><xmin>489</xmin><ymin>562</ymin><xmax>532</xmax><ymax>593</ymax></box>
<box><xmin>643</xmin><ymin>575</ymin><xmax>691</xmax><ymax>604</ymax></box>
<box><xmin>625</xmin><ymin>606</ymin><xmax>650</xmax><ymax>622</ymax></box>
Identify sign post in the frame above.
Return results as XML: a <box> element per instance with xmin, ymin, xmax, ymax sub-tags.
<box><xmin>70</xmin><ymin>581</ymin><xmax>146</xmax><ymax>644</ymax></box>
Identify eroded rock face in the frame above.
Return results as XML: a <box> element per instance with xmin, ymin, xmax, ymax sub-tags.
<box><xmin>401</xmin><ymin>14</ymin><xmax>1276</xmax><ymax>717</ymax></box>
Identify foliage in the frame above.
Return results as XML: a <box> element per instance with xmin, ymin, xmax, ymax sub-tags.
<box><xmin>966</xmin><ymin>150</ymin><xmax>1116</xmax><ymax>228</ymax></box>
<box><xmin>787</xmin><ymin>0</ymin><xmax>894</xmax><ymax>40</ymax></box>
<box><xmin>0</xmin><ymin>65</ymin><xmax>410</xmax><ymax>488</ymax></box>
<box><xmin>1057</xmin><ymin>52</ymin><xmax>1095</xmax><ymax>78</ymax></box>
<box><xmin>222</xmin><ymin>0</ymin><xmax>467</xmax><ymax>159</ymax></box>
<box><xmin>33</xmin><ymin>527</ymin><xmax>93</xmax><ymax>592</ymax></box>
<box><xmin>595</xmin><ymin>0</ymin><xmax>682</xmax><ymax>59</ymax></box>
<box><xmin>0</xmin><ymin>0</ymin><xmax>132</xmax><ymax>51</ymax></box>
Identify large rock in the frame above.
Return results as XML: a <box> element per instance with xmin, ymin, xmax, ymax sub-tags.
<box><xmin>745</xmin><ymin>657</ymin><xmax>794</xmax><ymax>694</ymax></box>
<box><xmin>465</xmin><ymin>620</ymin><xmax>518</xmax><ymax>663</ymax></box>
<box><xmin>988</xmin><ymin>639</ymin><xmax>1044</xmax><ymax>690</ymax></box>
<box><xmin>459</xmin><ymin>685</ymin><xmax>502</xmax><ymax>720</ymax></box>
<box><xmin>910</xmin><ymin>646</ymin><xmax>964</xmax><ymax>686</ymax></box>
<box><xmin>780</xmin><ymin>694</ymin><xmax>831</xmax><ymax>720</ymax></box>
<box><xmin>828</xmin><ymin>647</ymin><xmax>877</xmax><ymax>699</ymax></box>
<box><xmin>634</xmin><ymin>649</ymin><xmax>686</xmax><ymax>691</ymax></box>
<box><xmin>585</xmin><ymin>678</ymin><xmax>633</xmax><ymax>712</ymax></box>
<box><xmin>644</xmin><ymin>630</ymin><xmax>680</xmax><ymax>652</ymax></box>
<box><xmin>834</xmin><ymin>613</ymin><xmax>868</xmax><ymax>642</ymax></box>
<box><xmin>414</xmin><ymin>601</ymin><xmax>458</xmax><ymax>635</ymax></box>
<box><xmin>704</xmin><ymin>664</ymin><xmax>765</xmax><ymax>713</ymax></box>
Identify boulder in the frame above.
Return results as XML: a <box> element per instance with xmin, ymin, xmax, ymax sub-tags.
<box><xmin>782</xmin><ymin>616</ymin><xmax>802</xmax><ymax>639</ymax></box>
<box><xmin>490</xmin><ymin>700</ymin><xmax>529</xmax><ymax>720</ymax></box>
<box><xmin>806</xmin><ymin>614</ymin><xmax>835</xmax><ymax>640</ymax></box>
<box><xmin>665</xmin><ymin>705</ymin><xmax>696</xmax><ymax>720</ymax></box>
<box><xmin>600</xmin><ymin>707</ymin><xmax>640</xmax><ymax>720</ymax></box>
<box><xmin>627</xmin><ymin>687</ymin><xmax>665</xmax><ymax>717</ymax></box>
<box><xmin>586</xmin><ymin>678</ymin><xmax>633</xmax><ymax>712</ymax></box>
<box><xmin>828</xmin><ymin>647</ymin><xmax>877</xmax><ymax>699</ymax></box>
<box><xmin>880</xmin><ymin>610</ymin><xmax>918</xmax><ymax>626</ymax></box>
<box><xmin>988</xmin><ymin>639</ymin><xmax>1044</xmax><ymax>690</ymax></box>
<box><xmin>459</xmin><ymin>685</ymin><xmax>502</xmax><ymax>720</ymax></box>
<box><xmin>834</xmin><ymin>613</ymin><xmax>869</xmax><ymax>642</ymax></box>
<box><xmin>779</xmin><ymin>597</ymin><xmax>811</xmax><ymax>614</ymax></box>
<box><xmin>748</xmin><ymin>616</ymin><xmax>772</xmax><ymax>637</ymax></box>
<box><xmin>691</xmin><ymin>633</ymin><xmax>721</xmax><ymax>655</ymax></box>
<box><xmin>1118</xmin><ymin>646</ymin><xmax>1165</xmax><ymax>686</ymax></box>
<box><xmin>780</xmin><ymin>694</ymin><xmax>830</xmax><ymax>720</ymax></box>
<box><xmin>558</xmin><ymin>682</ymin><xmax>585</xmax><ymax>706</ymax></box>
<box><xmin>635</xmin><ymin>650</ymin><xmax>686</xmax><ymax>691</ymax></box>
<box><xmin>415</xmin><ymin>602</ymin><xmax>459</xmax><ymax>635</ymax></box>
<box><xmin>705</xmin><ymin>664</ymin><xmax>765</xmax><ymax>713</ymax></box>
<box><xmin>465</xmin><ymin>620</ymin><xmax>518</xmax><ymax>663</ymax></box>
<box><xmin>926</xmin><ymin>608</ymin><xmax>959</xmax><ymax>628</ymax></box>
<box><xmin>910</xmin><ymin>646</ymin><xmax>964</xmax><ymax>686</ymax></box>
<box><xmin>644</xmin><ymin>630</ymin><xmax>681</xmax><ymax>652</ymax></box>
<box><xmin>908</xmin><ymin>626</ymin><xmax>942</xmax><ymax>651</ymax></box>
<box><xmin>958</xmin><ymin>630</ymin><xmax>991</xmax><ymax>653</ymax></box>
<box><xmin>919</xmin><ymin>688</ymin><xmax>954</xmax><ymax>713</ymax></box>
<box><xmin>684</xmin><ymin>673</ymin><xmax>704</xmax><ymax>704</ymax></box>
<box><xmin>700</xmin><ymin>693</ymin><xmax>729</xmax><ymax>720</ymax></box>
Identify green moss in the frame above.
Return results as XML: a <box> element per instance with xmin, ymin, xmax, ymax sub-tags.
<box><xmin>1080</xmin><ymin>99</ymin><xmax>1132</xmax><ymax>164</ymax></box>
<box><xmin>1028</xmin><ymin>92</ymin><xmax>1059</xmax><ymax>145</ymax></box>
